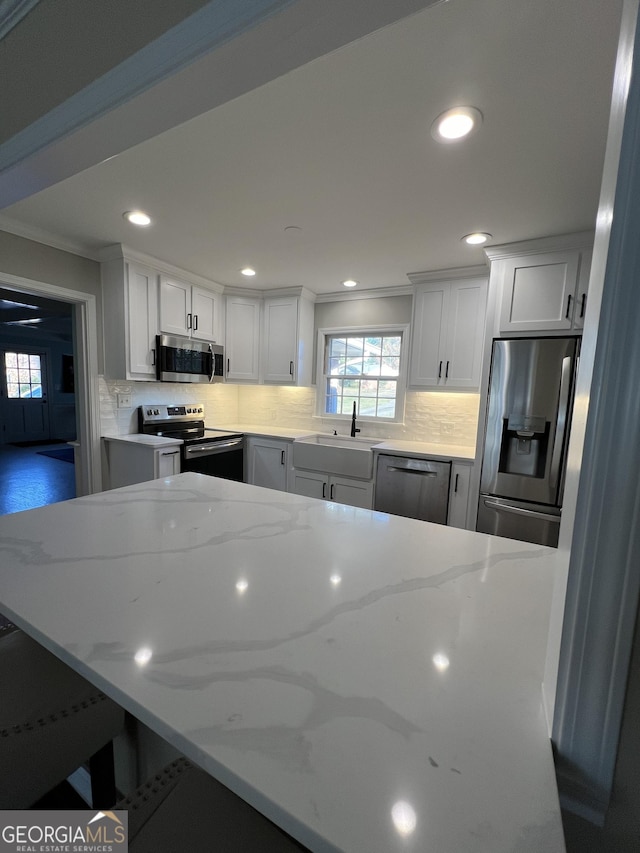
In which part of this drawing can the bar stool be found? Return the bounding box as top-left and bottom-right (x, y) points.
(0, 622), (124, 808)
(119, 758), (308, 852)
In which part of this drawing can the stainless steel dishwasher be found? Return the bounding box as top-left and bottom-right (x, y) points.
(374, 454), (451, 524)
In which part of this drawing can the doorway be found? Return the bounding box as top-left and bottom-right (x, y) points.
(0, 272), (101, 499)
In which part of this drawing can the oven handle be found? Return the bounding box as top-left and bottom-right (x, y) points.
(184, 438), (243, 456)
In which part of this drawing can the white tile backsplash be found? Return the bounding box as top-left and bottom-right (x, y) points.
(100, 379), (479, 447)
(99, 377), (239, 436)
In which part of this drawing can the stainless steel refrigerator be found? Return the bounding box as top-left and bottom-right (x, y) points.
(477, 336), (579, 547)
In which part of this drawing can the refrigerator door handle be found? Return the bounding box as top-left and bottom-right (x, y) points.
(550, 356), (573, 490)
(482, 498), (560, 524)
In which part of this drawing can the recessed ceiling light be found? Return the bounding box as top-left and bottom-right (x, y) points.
(241, 267), (256, 277)
(342, 279), (358, 288)
(462, 232), (492, 245)
(123, 210), (151, 227)
(431, 107), (483, 143)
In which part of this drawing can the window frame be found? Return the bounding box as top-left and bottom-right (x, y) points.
(315, 324), (409, 425)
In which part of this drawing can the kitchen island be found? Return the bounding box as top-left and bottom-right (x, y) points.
(0, 473), (564, 852)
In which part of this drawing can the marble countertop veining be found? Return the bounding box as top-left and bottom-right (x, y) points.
(0, 473), (564, 852)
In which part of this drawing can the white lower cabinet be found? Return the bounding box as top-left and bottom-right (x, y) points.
(246, 437), (290, 491)
(104, 439), (181, 489)
(447, 462), (472, 529)
(292, 470), (373, 509)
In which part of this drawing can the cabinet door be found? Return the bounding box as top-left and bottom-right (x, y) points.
(225, 296), (261, 382)
(499, 252), (580, 333)
(330, 476), (374, 509)
(292, 470), (327, 500)
(447, 463), (472, 529)
(571, 249), (592, 330)
(156, 446), (181, 478)
(127, 264), (158, 379)
(191, 286), (221, 343)
(263, 297), (298, 383)
(409, 284), (447, 387)
(159, 276), (191, 337)
(444, 278), (487, 389)
(248, 438), (289, 491)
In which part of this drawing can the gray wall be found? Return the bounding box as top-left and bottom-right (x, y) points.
(0, 230), (103, 373)
(313, 294), (412, 376)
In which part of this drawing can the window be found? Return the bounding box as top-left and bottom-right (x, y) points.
(3, 351), (43, 398)
(320, 331), (405, 421)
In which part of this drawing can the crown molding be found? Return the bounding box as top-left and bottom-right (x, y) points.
(314, 284), (413, 303)
(483, 231), (595, 262)
(0, 214), (100, 260)
(406, 264), (488, 285)
(98, 244), (224, 292)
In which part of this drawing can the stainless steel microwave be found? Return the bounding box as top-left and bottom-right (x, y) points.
(156, 334), (224, 383)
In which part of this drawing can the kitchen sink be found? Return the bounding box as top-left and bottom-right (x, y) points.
(293, 433), (383, 478)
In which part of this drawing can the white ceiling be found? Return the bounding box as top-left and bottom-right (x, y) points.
(0, 0), (622, 297)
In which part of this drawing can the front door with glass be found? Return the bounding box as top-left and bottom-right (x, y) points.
(0, 349), (50, 443)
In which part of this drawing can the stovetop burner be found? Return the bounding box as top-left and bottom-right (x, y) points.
(138, 404), (242, 445)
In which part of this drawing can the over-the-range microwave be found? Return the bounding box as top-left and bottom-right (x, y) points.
(156, 334), (224, 383)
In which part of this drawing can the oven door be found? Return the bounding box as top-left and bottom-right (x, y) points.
(182, 437), (244, 481)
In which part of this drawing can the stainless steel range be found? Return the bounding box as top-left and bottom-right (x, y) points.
(138, 404), (244, 481)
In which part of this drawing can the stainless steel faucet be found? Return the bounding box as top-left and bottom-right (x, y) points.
(350, 402), (360, 437)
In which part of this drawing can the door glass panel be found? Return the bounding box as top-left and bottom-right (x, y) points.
(3, 352), (44, 398)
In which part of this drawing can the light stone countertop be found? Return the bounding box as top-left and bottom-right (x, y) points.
(0, 473), (564, 852)
(102, 434), (183, 447)
(209, 423), (476, 461)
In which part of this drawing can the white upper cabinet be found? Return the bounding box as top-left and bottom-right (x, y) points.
(489, 238), (592, 334)
(225, 295), (261, 382)
(263, 294), (314, 385)
(408, 271), (488, 390)
(225, 289), (315, 385)
(101, 252), (159, 382)
(159, 275), (221, 343)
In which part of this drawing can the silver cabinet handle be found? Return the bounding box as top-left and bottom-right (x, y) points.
(482, 498), (560, 524)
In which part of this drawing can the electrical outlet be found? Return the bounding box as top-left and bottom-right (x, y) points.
(117, 393), (132, 409)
